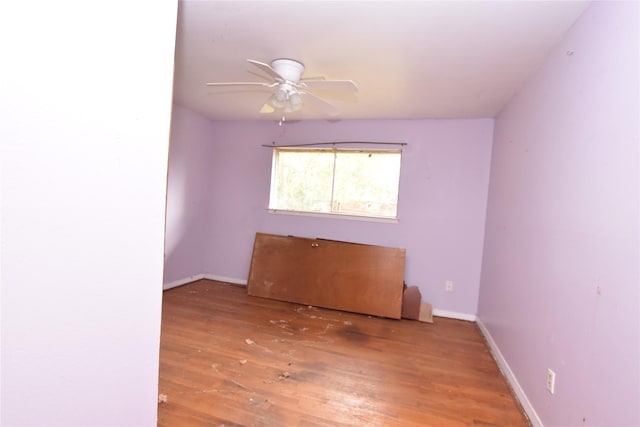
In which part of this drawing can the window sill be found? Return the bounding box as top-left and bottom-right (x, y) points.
(267, 209), (399, 224)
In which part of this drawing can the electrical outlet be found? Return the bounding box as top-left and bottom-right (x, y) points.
(547, 369), (556, 394)
(445, 280), (454, 292)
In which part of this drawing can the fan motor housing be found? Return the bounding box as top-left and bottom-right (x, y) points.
(271, 58), (304, 83)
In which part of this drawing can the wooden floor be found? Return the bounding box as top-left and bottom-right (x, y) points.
(158, 280), (529, 427)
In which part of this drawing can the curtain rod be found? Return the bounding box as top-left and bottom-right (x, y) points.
(262, 141), (407, 148)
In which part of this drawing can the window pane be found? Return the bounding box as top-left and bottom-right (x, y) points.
(272, 150), (334, 213)
(333, 151), (401, 217)
(270, 148), (402, 219)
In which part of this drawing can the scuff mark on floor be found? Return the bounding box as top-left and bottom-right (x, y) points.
(229, 379), (250, 390)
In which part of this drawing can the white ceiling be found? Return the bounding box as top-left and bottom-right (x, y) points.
(172, 1), (590, 121)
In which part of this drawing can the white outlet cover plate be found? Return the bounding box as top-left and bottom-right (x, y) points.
(547, 369), (556, 394)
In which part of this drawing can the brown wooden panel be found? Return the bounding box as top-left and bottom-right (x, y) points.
(247, 232), (405, 319)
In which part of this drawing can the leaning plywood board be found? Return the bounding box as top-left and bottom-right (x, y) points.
(247, 232), (406, 319)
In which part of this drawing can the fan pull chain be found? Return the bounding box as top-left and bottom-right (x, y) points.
(278, 115), (286, 127)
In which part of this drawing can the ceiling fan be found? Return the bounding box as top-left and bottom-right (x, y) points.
(205, 58), (358, 115)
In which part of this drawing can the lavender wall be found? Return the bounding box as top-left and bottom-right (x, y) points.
(478, 2), (639, 426)
(164, 105), (216, 285)
(197, 119), (493, 316)
(1, 1), (177, 425)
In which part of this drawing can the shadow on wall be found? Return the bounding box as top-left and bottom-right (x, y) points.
(163, 105), (213, 284)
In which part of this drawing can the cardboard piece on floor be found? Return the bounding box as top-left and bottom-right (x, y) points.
(401, 285), (422, 320)
(419, 302), (433, 323)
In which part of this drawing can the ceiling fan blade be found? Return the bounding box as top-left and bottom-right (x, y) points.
(300, 76), (326, 81)
(300, 91), (338, 116)
(247, 59), (284, 82)
(299, 79), (358, 92)
(205, 81), (276, 88)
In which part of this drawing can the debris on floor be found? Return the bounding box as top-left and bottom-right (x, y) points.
(245, 338), (255, 345)
(158, 393), (168, 404)
(402, 283), (434, 323)
(278, 371), (290, 380)
(239, 359), (247, 365)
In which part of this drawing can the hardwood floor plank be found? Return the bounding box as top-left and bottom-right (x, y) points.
(158, 280), (529, 426)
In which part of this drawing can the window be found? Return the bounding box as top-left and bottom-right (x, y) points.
(269, 147), (402, 219)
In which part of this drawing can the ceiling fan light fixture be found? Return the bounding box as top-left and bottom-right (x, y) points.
(268, 89), (287, 109)
(288, 92), (303, 111)
(206, 58), (353, 116)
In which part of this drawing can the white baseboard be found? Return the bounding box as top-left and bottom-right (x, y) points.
(165, 277), (476, 322)
(163, 274), (247, 290)
(163, 274), (207, 290)
(202, 274), (247, 286)
(432, 309), (476, 322)
(476, 318), (542, 427)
